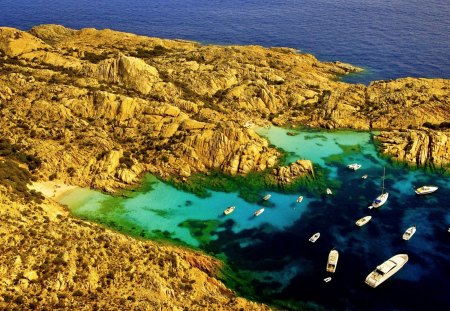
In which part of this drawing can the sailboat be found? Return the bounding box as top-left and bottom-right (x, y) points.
(369, 167), (389, 209)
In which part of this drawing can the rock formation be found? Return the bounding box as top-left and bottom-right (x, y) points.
(0, 185), (270, 310)
(1, 24), (449, 186)
(376, 129), (450, 167)
(272, 160), (315, 185)
(0, 24), (450, 309)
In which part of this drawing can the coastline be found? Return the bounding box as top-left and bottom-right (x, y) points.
(29, 181), (80, 201)
(0, 23), (449, 311)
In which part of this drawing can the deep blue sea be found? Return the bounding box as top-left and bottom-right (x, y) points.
(1, 0), (449, 84)
(3, 1), (450, 310)
(59, 128), (450, 311)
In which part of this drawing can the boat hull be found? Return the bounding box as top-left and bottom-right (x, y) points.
(356, 216), (372, 227)
(348, 163), (361, 170)
(254, 208), (265, 216)
(223, 206), (235, 215)
(309, 232), (320, 243)
(326, 250), (339, 273)
(402, 227), (416, 240)
(415, 186), (438, 195)
(365, 254), (408, 288)
(372, 192), (389, 208)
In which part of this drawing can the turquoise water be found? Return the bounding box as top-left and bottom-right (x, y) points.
(59, 127), (450, 310)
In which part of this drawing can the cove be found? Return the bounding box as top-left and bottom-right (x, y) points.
(58, 127), (450, 311)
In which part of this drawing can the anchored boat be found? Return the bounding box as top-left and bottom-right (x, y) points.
(415, 185), (438, 195)
(254, 208), (265, 217)
(262, 194), (271, 201)
(356, 216), (372, 227)
(309, 232), (320, 243)
(347, 163), (362, 171)
(402, 226), (416, 240)
(370, 167), (388, 209)
(365, 254), (408, 288)
(223, 206), (235, 215)
(326, 249), (339, 273)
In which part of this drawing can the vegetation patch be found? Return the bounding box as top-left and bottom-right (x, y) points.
(0, 159), (43, 203)
(165, 167), (329, 204)
(0, 138), (42, 171)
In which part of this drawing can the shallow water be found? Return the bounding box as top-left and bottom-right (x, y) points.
(58, 127), (450, 310)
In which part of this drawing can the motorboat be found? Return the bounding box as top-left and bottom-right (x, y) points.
(356, 216), (372, 227)
(402, 226), (416, 240)
(254, 208), (265, 216)
(364, 254), (408, 288)
(415, 185), (438, 195)
(309, 232), (320, 243)
(297, 196), (303, 203)
(324, 277), (332, 283)
(223, 206), (235, 215)
(262, 194), (271, 201)
(326, 249), (339, 273)
(347, 163), (362, 171)
(362, 174), (368, 179)
(326, 188), (333, 195)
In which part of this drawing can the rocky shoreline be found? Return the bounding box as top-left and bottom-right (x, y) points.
(0, 24), (449, 309)
(1, 25), (449, 195)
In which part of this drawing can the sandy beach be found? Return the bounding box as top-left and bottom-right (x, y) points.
(29, 181), (80, 201)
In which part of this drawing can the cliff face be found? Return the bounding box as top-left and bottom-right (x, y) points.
(1, 24), (450, 309)
(1, 25), (449, 189)
(376, 129), (450, 167)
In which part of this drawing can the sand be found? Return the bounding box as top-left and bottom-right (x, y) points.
(29, 181), (79, 201)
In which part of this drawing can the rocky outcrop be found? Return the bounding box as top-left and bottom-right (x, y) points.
(272, 160), (315, 184)
(0, 24), (449, 192)
(1, 23), (449, 311)
(83, 55), (161, 94)
(179, 126), (279, 175)
(375, 129), (450, 169)
(0, 187), (270, 310)
(0, 27), (50, 57)
(366, 78), (450, 129)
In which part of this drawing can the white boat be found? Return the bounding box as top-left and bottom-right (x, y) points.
(370, 168), (388, 209)
(254, 208), (265, 216)
(297, 196), (303, 203)
(262, 194), (271, 201)
(326, 188), (333, 195)
(448, 228), (450, 233)
(326, 249), (339, 273)
(402, 226), (416, 240)
(323, 277), (332, 283)
(347, 163), (362, 170)
(223, 206), (235, 215)
(309, 232), (320, 243)
(356, 216), (372, 227)
(415, 185), (438, 195)
(362, 174), (368, 179)
(364, 254), (408, 288)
